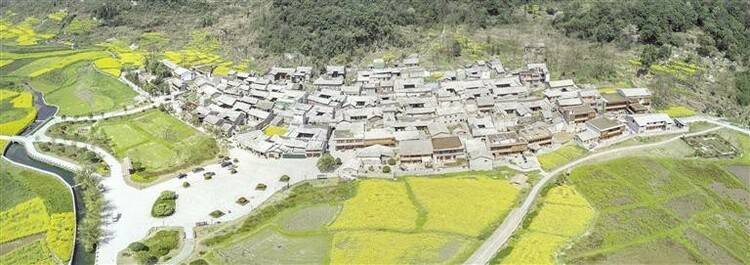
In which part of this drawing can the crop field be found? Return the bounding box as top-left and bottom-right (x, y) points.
(29, 61), (137, 116)
(9, 51), (109, 77)
(329, 180), (419, 231)
(537, 144), (588, 171)
(89, 109), (218, 182)
(659, 105), (696, 118)
(330, 231), (472, 264)
(0, 160), (75, 263)
(199, 171), (520, 265)
(561, 157), (749, 264)
(406, 177), (519, 237)
(0, 241), (55, 265)
(495, 185), (594, 264)
(0, 198), (50, 244)
(0, 17), (54, 46)
(94, 57), (122, 77)
(0, 89), (37, 136)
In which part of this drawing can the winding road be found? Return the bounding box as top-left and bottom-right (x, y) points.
(464, 118), (749, 264)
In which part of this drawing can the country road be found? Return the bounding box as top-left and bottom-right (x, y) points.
(464, 118), (748, 264)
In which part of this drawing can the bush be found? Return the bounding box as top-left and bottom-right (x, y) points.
(279, 175), (290, 182)
(209, 210), (225, 218)
(128, 242), (149, 252)
(382, 166), (391, 174)
(151, 191), (177, 217)
(317, 153), (338, 172)
(182, 182), (190, 188)
(190, 259), (209, 265)
(387, 158), (396, 165)
(255, 183), (267, 190)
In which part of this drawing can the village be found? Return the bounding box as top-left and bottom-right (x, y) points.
(152, 52), (682, 177)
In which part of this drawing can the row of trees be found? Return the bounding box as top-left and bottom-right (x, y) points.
(74, 167), (105, 253)
(554, 0), (749, 64)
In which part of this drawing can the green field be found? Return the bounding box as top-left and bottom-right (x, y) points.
(0, 89), (37, 140)
(0, 160), (75, 264)
(561, 157), (749, 264)
(537, 144), (588, 171)
(194, 170), (522, 265)
(29, 61), (137, 116)
(55, 109), (218, 182)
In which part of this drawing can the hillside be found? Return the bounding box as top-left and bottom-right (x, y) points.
(1, 0), (748, 125)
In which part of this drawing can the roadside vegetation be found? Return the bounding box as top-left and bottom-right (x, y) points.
(74, 167), (105, 254)
(537, 144), (588, 171)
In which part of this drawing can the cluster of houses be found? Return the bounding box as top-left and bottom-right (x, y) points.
(164, 54), (679, 173)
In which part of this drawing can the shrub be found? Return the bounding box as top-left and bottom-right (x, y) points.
(387, 158), (396, 166)
(128, 242), (149, 252)
(317, 153), (338, 172)
(279, 175), (290, 182)
(151, 191), (177, 217)
(255, 183), (267, 190)
(190, 259), (209, 265)
(382, 166), (391, 174)
(209, 210), (225, 218)
(182, 182), (190, 188)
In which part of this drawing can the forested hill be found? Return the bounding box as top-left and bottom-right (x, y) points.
(553, 0), (749, 65)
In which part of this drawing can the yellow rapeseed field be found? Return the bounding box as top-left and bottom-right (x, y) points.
(10, 91), (33, 107)
(0, 197), (51, 244)
(407, 177), (519, 237)
(94, 57), (122, 77)
(330, 231), (466, 264)
(0, 90), (38, 136)
(330, 180), (418, 231)
(45, 212), (75, 262)
(496, 185), (594, 264)
(498, 232), (567, 265)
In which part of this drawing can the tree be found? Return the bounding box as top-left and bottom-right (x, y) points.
(317, 153), (338, 172)
(279, 175), (290, 182)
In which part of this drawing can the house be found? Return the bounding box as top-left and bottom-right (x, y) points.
(356, 145), (395, 166)
(399, 139), (433, 163)
(600, 93), (629, 113)
(431, 136), (465, 161)
(561, 105), (596, 124)
(466, 138), (493, 170)
(520, 126), (553, 148)
(486, 132), (528, 157)
(332, 123), (365, 150)
(625, 113), (675, 133)
(364, 129), (396, 147)
(326, 65), (346, 78)
(575, 128), (600, 146)
(548, 79), (577, 91)
(618, 88), (652, 107)
(313, 77), (344, 89)
(586, 117), (625, 140)
(519, 63), (549, 84)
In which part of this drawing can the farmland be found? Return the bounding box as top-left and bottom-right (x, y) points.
(0, 160), (75, 264)
(29, 61), (137, 116)
(494, 185), (594, 264)
(50, 109), (219, 183)
(0, 89), (37, 137)
(537, 144), (588, 171)
(560, 157), (749, 264)
(193, 170), (521, 265)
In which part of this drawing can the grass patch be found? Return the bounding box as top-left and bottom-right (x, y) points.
(0, 240), (55, 265)
(330, 231), (471, 264)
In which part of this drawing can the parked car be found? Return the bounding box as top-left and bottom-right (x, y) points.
(220, 161), (233, 168)
(230, 169), (238, 174)
(177, 173), (187, 179)
(203, 172), (215, 177)
(192, 167), (205, 173)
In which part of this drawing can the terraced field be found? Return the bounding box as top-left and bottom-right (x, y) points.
(193, 171), (522, 265)
(29, 61), (137, 116)
(560, 157), (749, 264)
